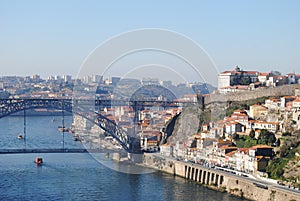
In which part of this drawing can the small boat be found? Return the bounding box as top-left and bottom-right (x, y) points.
(18, 134), (23, 140)
(58, 126), (69, 132)
(34, 157), (43, 166)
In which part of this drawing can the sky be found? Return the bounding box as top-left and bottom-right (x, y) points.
(0, 0), (300, 86)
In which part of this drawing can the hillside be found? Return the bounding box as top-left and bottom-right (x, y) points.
(283, 143), (300, 187)
(167, 105), (201, 144)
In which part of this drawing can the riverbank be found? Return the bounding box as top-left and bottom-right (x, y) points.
(142, 153), (300, 201)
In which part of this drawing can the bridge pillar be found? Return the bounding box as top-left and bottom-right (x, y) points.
(202, 171), (206, 184)
(187, 166), (191, 179)
(206, 172), (210, 184)
(190, 167), (194, 180)
(198, 169), (202, 182)
(219, 175), (224, 185)
(210, 173), (215, 185)
(215, 174), (219, 186)
(127, 153), (143, 163)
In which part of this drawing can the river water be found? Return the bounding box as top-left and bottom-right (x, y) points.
(0, 116), (245, 201)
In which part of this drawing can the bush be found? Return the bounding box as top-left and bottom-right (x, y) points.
(266, 158), (287, 179)
(235, 135), (258, 148)
(258, 129), (276, 145)
(282, 132), (292, 136)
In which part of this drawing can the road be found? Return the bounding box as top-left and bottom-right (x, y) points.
(150, 153), (300, 196)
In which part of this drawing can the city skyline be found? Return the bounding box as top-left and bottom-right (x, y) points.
(1, 1), (300, 86)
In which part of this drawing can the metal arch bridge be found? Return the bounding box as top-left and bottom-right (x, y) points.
(0, 98), (191, 154)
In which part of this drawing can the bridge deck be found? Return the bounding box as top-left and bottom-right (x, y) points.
(0, 148), (122, 154)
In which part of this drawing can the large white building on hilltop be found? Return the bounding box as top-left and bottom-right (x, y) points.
(218, 66), (300, 93)
(218, 66), (259, 89)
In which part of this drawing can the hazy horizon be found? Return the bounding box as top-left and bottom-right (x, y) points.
(1, 1), (300, 86)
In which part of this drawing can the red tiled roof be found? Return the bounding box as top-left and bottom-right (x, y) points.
(226, 150), (237, 157)
(254, 121), (279, 125)
(251, 145), (273, 150)
(238, 148), (250, 154)
(259, 72), (270, 76)
(293, 99), (300, 103)
(220, 145), (237, 150)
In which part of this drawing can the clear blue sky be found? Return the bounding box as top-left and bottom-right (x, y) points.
(1, 0), (300, 84)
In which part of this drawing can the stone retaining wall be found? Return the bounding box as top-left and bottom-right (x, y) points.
(204, 84), (299, 105)
(143, 153), (300, 201)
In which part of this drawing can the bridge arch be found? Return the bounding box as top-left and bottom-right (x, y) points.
(0, 99), (140, 153)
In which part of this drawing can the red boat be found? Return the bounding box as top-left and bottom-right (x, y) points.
(34, 157), (43, 166)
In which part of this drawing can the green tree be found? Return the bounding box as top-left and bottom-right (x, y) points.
(236, 140), (245, 148)
(268, 134), (276, 144)
(258, 129), (276, 145)
(266, 158), (286, 179)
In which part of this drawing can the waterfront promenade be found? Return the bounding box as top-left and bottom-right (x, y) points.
(143, 153), (300, 201)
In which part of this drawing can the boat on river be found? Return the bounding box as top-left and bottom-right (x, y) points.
(34, 157), (43, 166)
(58, 126), (69, 132)
(17, 134), (23, 140)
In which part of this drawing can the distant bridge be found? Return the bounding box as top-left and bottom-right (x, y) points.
(0, 98), (196, 154)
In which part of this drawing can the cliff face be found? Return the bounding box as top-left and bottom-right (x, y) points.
(167, 106), (201, 144)
(163, 113), (180, 142)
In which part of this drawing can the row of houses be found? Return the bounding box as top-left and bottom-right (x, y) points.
(207, 88), (300, 138)
(202, 109), (280, 139)
(159, 87), (300, 174)
(210, 142), (273, 173)
(160, 137), (274, 173)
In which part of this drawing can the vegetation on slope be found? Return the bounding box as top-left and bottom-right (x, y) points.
(266, 132), (300, 187)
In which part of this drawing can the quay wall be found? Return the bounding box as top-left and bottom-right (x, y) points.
(204, 84), (299, 105)
(143, 153), (300, 201)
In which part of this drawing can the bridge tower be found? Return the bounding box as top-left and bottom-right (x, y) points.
(23, 109), (26, 148)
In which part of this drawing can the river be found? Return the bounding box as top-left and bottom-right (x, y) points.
(0, 116), (246, 201)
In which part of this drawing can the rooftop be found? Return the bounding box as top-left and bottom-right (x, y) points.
(250, 145), (273, 150)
